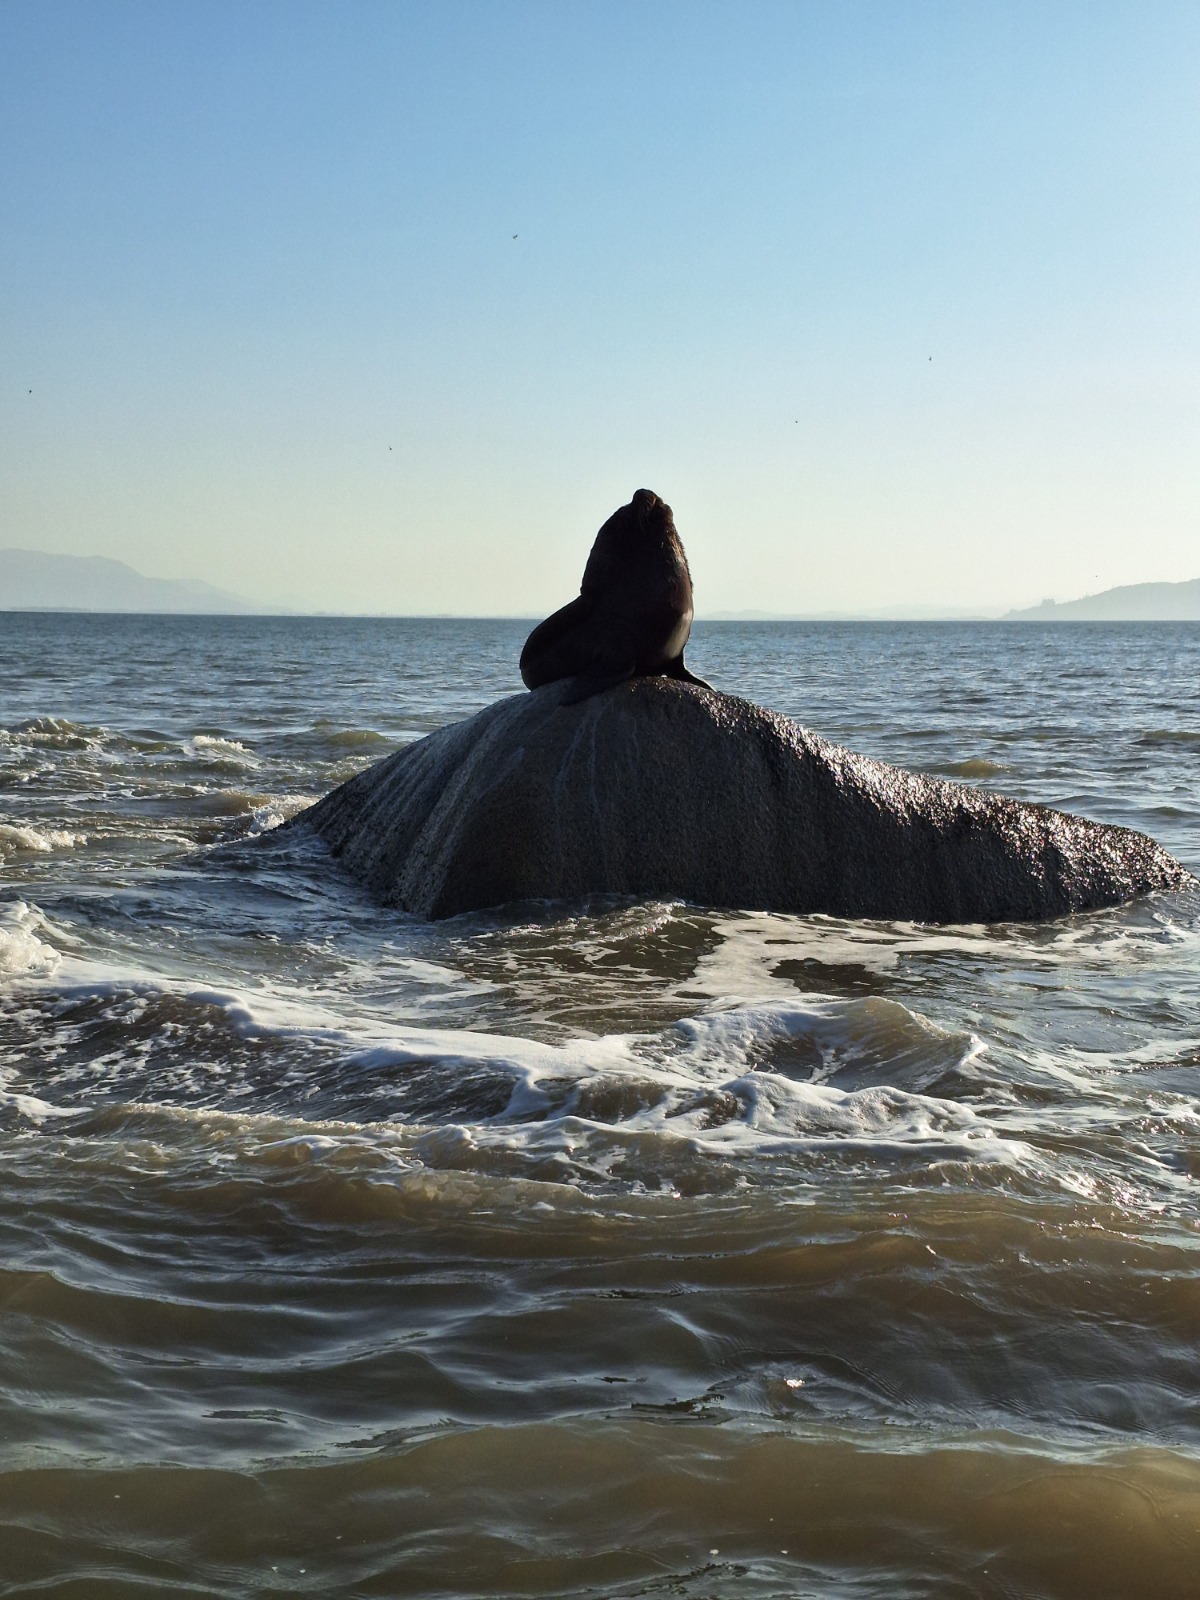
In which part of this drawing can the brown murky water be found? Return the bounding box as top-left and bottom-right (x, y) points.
(2, 615), (1198, 1596)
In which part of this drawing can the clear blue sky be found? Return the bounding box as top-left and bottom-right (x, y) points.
(2, 1), (1197, 614)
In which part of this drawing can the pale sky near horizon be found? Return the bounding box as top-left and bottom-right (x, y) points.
(2, 1), (1197, 615)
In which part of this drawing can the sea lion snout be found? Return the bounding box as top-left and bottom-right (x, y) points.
(631, 487), (666, 519)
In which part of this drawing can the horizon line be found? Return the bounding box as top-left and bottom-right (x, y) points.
(6, 607), (1200, 624)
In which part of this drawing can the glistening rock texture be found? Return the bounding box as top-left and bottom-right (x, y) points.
(293, 679), (1193, 923)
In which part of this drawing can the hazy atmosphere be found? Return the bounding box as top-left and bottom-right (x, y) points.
(2, 0), (1197, 614)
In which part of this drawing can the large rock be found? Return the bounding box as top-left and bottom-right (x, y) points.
(291, 680), (1193, 923)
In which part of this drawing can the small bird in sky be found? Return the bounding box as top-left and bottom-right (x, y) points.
(512, 233), (518, 239)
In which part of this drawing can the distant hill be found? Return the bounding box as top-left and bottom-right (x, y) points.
(0, 549), (284, 614)
(1006, 578), (1200, 621)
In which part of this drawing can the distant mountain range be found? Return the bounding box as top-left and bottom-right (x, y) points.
(1005, 577), (1200, 621)
(5, 546), (1197, 621)
(0, 549), (284, 614)
(706, 578), (1200, 624)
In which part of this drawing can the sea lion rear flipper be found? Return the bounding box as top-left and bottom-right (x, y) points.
(559, 666), (635, 706)
(664, 654), (712, 691)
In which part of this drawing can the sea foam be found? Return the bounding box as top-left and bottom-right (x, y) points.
(0, 900), (62, 978)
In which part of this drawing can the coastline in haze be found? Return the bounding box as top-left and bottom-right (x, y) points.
(6, 547), (1199, 621)
(0, 548), (286, 615)
(1004, 577), (1200, 621)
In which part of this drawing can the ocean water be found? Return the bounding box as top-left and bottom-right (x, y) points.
(1, 612), (1198, 1599)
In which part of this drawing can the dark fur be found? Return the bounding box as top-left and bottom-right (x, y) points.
(520, 489), (711, 704)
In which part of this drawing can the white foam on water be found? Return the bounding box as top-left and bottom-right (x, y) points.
(248, 794), (315, 833)
(2, 715), (104, 749)
(0, 821), (85, 856)
(8, 920), (1185, 1203)
(23, 919), (966, 1090)
(0, 1079), (81, 1123)
(0, 900), (63, 979)
(667, 995), (980, 1079)
(471, 995), (1013, 1166)
(9, 941), (990, 1136)
(184, 735), (260, 769)
(13, 947), (530, 1078)
(689, 901), (1200, 1019)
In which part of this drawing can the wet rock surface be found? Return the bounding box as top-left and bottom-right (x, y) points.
(292, 679), (1194, 922)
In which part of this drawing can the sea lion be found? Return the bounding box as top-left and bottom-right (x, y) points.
(519, 489), (712, 705)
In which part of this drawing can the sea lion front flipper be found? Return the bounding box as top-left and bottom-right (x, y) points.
(520, 598), (592, 690)
(559, 666), (635, 706)
(663, 654), (712, 691)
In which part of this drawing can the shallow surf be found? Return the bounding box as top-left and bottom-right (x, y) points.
(1, 614), (1198, 1597)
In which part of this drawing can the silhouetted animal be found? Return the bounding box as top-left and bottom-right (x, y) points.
(520, 489), (711, 705)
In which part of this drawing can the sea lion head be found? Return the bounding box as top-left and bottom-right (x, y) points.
(600, 488), (677, 551)
(629, 487), (673, 533)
